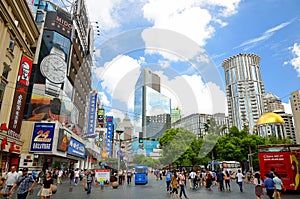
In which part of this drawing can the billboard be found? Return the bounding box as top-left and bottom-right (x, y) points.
(68, 137), (86, 158)
(86, 91), (97, 137)
(57, 128), (71, 151)
(8, 55), (33, 139)
(44, 10), (73, 39)
(97, 109), (105, 127)
(95, 169), (110, 184)
(30, 123), (55, 152)
(106, 116), (113, 157)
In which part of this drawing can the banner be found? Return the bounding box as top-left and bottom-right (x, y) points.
(8, 55), (33, 139)
(86, 91), (97, 137)
(68, 137), (86, 158)
(95, 169), (110, 184)
(106, 116), (113, 157)
(30, 123), (55, 152)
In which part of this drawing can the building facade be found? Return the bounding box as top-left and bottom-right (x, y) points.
(274, 110), (296, 143)
(265, 92), (285, 112)
(290, 90), (300, 144)
(222, 53), (267, 133)
(0, 0), (39, 172)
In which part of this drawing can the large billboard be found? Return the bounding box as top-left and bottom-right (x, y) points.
(57, 128), (71, 151)
(8, 55), (33, 139)
(44, 9), (73, 39)
(30, 123), (55, 152)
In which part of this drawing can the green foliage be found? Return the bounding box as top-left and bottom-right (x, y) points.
(132, 154), (160, 168)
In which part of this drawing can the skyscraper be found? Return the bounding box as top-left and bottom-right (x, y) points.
(134, 68), (171, 138)
(222, 53), (267, 133)
(265, 92), (285, 112)
(290, 90), (300, 143)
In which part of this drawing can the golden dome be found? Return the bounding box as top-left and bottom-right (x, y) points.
(257, 112), (285, 125)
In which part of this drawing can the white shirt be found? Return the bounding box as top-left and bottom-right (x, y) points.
(75, 170), (80, 177)
(189, 172), (196, 179)
(6, 171), (18, 186)
(236, 173), (244, 182)
(58, 170), (63, 177)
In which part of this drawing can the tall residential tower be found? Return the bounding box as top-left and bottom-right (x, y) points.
(222, 54), (267, 133)
(290, 90), (300, 143)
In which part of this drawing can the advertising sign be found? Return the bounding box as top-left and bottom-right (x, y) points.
(44, 10), (73, 39)
(68, 137), (86, 158)
(8, 55), (33, 139)
(95, 169), (110, 184)
(86, 91), (97, 137)
(106, 116), (113, 157)
(57, 128), (71, 151)
(97, 109), (105, 128)
(30, 123), (55, 152)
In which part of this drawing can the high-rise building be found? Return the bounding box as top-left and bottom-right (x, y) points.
(290, 90), (300, 143)
(134, 68), (171, 138)
(274, 110), (296, 143)
(265, 92), (285, 112)
(222, 53), (267, 133)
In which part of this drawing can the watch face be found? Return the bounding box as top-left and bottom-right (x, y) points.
(40, 54), (67, 84)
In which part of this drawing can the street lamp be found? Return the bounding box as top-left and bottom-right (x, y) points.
(116, 130), (124, 173)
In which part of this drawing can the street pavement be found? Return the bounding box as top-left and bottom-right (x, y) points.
(17, 174), (300, 199)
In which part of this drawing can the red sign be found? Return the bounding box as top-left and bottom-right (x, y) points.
(8, 55), (33, 139)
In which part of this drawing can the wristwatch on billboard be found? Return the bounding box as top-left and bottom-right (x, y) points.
(40, 46), (67, 97)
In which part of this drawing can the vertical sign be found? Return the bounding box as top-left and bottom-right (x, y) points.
(106, 116), (113, 157)
(86, 91), (97, 137)
(97, 109), (105, 127)
(8, 55), (33, 139)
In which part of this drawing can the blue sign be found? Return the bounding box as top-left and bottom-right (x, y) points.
(106, 116), (113, 157)
(30, 123), (55, 152)
(68, 137), (86, 158)
(86, 92), (97, 137)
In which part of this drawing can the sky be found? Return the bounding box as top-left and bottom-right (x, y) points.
(83, 0), (300, 121)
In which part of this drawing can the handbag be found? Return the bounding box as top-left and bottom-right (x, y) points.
(52, 185), (57, 194)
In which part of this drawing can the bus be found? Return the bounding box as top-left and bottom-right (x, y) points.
(134, 165), (148, 185)
(258, 144), (300, 191)
(207, 161), (242, 177)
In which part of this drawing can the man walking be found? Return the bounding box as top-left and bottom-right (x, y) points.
(9, 168), (35, 199)
(5, 166), (18, 199)
(57, 169), (63, 184)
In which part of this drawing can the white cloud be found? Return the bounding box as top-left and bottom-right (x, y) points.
(289, 43), (300, 76)
(236, 20), (292, 50)
(98, 91), (111, 107)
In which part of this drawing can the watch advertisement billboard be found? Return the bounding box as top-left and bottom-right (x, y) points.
(44, 9), (73, 39)
(30, 123), (55, 152)
(68, 137), (86, 158)
(8, 55), (33, 139)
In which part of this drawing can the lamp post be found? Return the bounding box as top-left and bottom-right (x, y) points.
(116, 130), (124, 173)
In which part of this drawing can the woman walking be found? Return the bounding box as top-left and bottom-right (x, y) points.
(253, 173), (263, 199)
(41, 172), (53, 199)
(179, 171), (189, 199)
(224, 170), (231, 191)
(236, 169), (244, 192)
(170, 172), (180, 199)
(273, 173), (283, 199)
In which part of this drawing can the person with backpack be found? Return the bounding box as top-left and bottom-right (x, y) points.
(9, 168), (35, 199)
(85, 170), (93, 194)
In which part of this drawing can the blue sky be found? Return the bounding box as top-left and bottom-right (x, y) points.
(85, 0), (300, 119)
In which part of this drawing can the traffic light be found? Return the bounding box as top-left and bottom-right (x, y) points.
(139, 132), (143, 143)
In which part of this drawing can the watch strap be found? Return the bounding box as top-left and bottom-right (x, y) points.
(50, 46), (65, 60)
(45, 79), (61, 97)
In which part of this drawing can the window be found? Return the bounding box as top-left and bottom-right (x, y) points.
(2, 65), (11, 79)
(8, 40), (15, 52)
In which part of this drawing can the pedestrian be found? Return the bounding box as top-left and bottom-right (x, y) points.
(170, 172), (180, 199)
(205, 170), (212, 191)
(216, 170), (225, 191)
(273, 173), (284, 199)
(264, 173), (275, 199)
(236, 169), (244, 192)
(5, 166), (18, 199)
(57, 169), (63, 184)
(0, 175), (9, 197)
(127, 169), (133, 185)
(69, 168), (74, 185)
(269, 168), (275, 179)
(224, 170), (231, 191)
(179, 170), (189, 199)
(253, 172), (263, 199)
(40, 171), (53, 199)
(9, 168), (35, 199)
(74, 168), (79, 185)
(85, 170), (93, 194)
(118, 169), (123, 185)
(188, 170), (196, 189)
(165, 169), (172, 192)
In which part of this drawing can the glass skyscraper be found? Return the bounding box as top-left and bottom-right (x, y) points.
(222, 53), (267, 133)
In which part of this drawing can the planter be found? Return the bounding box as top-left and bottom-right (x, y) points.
(112, 181), (119, 189)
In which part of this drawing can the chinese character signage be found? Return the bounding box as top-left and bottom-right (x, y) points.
(68, 137), (86, 158)
(106, 116), (113, 157)
(86, 91), (97, 137)
(30, 123), (55, 152)
(8, 55), (33, 139)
